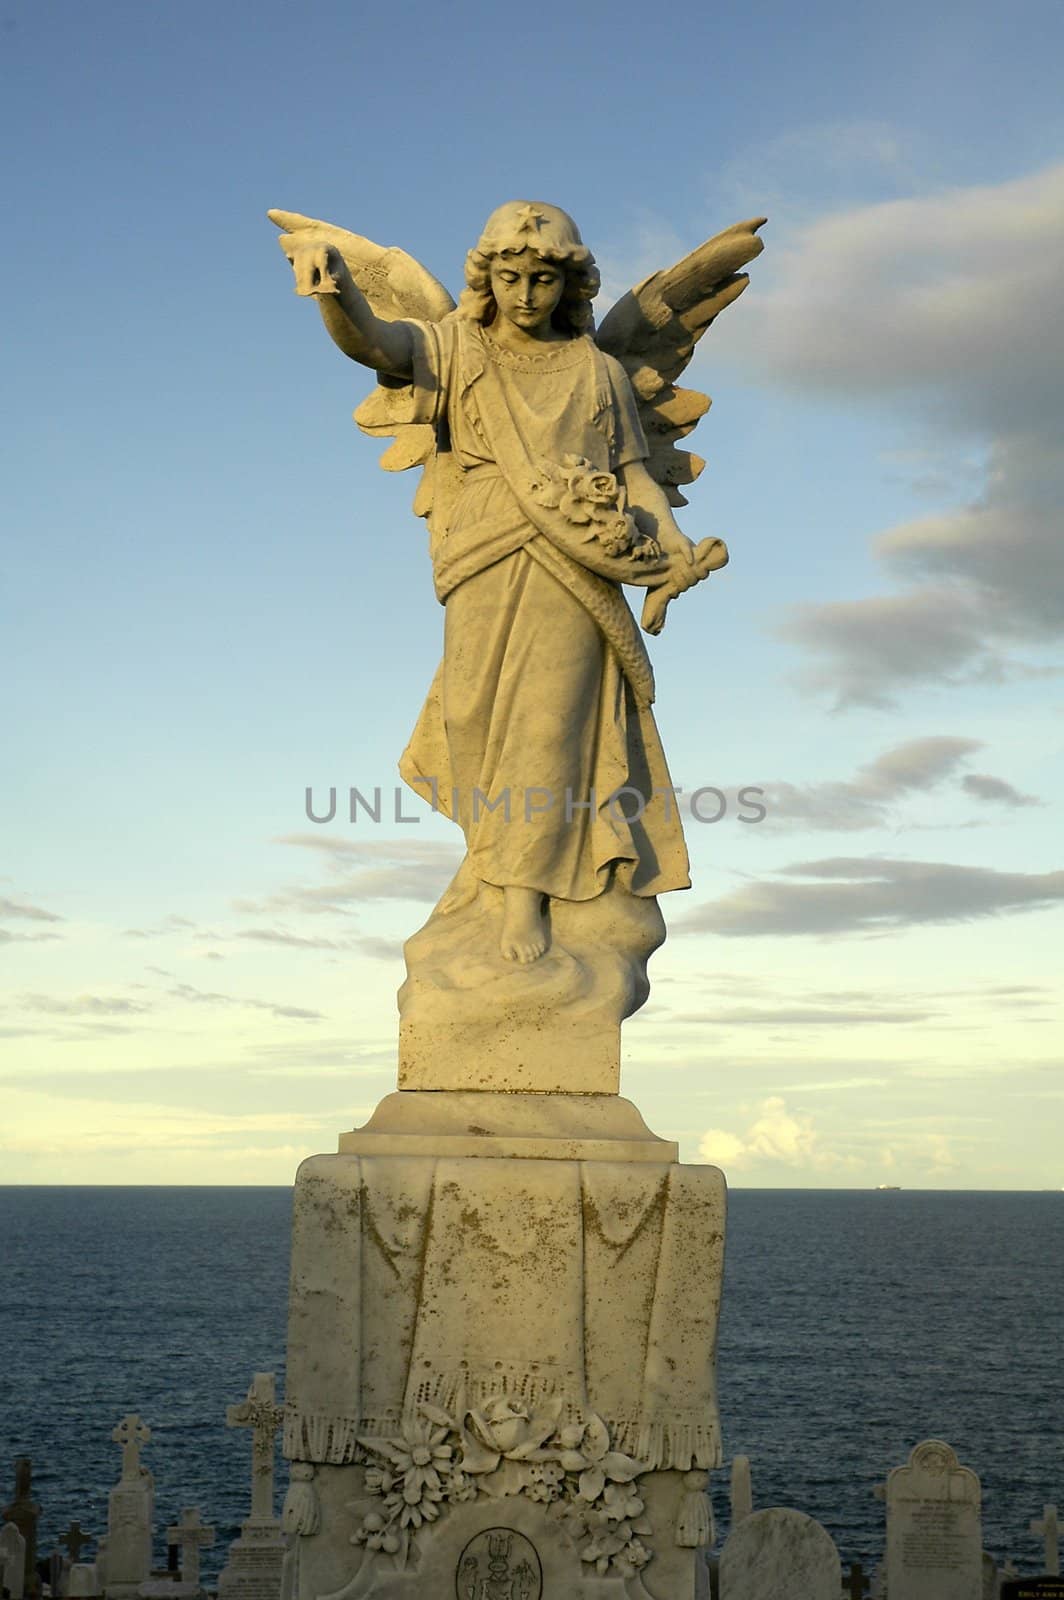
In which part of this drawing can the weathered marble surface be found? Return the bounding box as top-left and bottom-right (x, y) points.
(281, 1147), (724, 1597)
(718, 1507), (840, 1599)
(1030, 1505), (1060, 1576)
(2, 1459), (38, 1600)
(218, 1375), (286, 1600)
(285, 1151), (724, 1468)
(397, 873), (665, 1092)
(164, 1509), (214, 1599)
(0, 1521), (27, 1600)
(270, 194), (757, 1600)
(338, 1091), (679, 1162)
(272, 200), (761, 1027)
(281, 1460), (711, 1600)
(730, 1454), (753, 1526)
(105, 1420), (153, 1600)
(884, 1440), (982, 1600)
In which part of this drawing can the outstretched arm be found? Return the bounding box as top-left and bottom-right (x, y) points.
(621, 460), (695, 564)
(620, 460), (727, 635)
(280, 240), (414, 380)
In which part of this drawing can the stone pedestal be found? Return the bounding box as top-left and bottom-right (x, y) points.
(281, 1097), (725, 1599)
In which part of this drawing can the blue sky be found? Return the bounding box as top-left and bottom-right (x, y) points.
(3, 0), (1062, 1184)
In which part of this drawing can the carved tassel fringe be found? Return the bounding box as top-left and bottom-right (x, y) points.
(675, 1471), (714, 1548)
(282, 1463), (320, 1535)
(286, 1404), (721, 1474)
(628, 1418), (722, 1472)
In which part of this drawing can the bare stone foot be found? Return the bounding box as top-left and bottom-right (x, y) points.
(501, 886), (550, 964)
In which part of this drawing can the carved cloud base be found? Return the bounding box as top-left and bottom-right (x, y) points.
(397, 878), (666, 1093)
(282, 1120), (725, 1598)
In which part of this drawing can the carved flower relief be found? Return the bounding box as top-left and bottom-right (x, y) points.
(354, 1415), (455, 1534)
(565, 1504), (652, 1578)
(352, 1402), (654, 1580)
(525, 1462), (565, 1503)
(555, 1414), (645, 1503)
(457, 1396), (564, 1476)
(529, 454), (660, 562)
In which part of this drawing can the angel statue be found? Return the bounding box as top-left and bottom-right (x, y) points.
(271, 200), (763, 1090)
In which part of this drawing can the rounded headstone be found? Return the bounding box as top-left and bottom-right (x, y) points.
(719, 1507), (841, 1600)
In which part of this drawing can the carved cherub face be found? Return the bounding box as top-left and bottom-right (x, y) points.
(489, 249), (566, 337)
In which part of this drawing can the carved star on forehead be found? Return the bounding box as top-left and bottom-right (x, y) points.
(513, 204), (547, 234)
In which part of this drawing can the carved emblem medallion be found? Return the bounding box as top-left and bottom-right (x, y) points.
(456, 1528), (542, 1600)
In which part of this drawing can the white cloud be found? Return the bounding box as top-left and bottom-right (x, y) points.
(698, 1096), (843, 1170)
(698, 1128), (748, 1165)
(717, 162), (1064, 703)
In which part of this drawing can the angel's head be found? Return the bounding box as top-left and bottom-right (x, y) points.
(459, 201), (600, 336)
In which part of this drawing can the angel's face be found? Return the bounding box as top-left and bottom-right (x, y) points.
(490, 250), (566, 338)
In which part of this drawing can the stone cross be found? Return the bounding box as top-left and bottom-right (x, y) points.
(844, 1560), (870, 1598)
(110, 1418), (151, 1483)
(165, 1511), (214, 1589)
(1030, 1505), (1060, 1575)
(730, 1454), (753, 1526)
(2, 1458), (40, 1598)
(226, 1374), (284, 1526)
(59, 1527), (93, 1566)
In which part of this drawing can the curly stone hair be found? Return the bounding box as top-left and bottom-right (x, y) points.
(457, 201), (601, 336)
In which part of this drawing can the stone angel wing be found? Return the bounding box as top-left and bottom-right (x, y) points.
(268, 209), (455, 513)
(595, 217), (767, 506)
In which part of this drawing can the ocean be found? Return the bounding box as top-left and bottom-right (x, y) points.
(1, 1186), (1060, 1581)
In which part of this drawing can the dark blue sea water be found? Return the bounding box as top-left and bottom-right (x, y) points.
(1, 1187), (1060, 1582)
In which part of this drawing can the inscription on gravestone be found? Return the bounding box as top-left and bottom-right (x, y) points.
(903, 1501), (974, 1569)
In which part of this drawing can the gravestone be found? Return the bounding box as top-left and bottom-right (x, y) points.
(65, 1570), (98, 1600)
(60, 1531), (92, 1571)
(730, 1457), (752, 1527)
(1, 1522), (27, 1600)
(217, 1374), (286, 1600)
(59, 1523), (93, 1574)
(105, 1417), (154, 1598)
(1030, 1508), (1060, 1577)
(92, 1540), (107, 1595)
(271, 197), (758, 1600)
(2, 1461), (39, 1599)
(165, 1511), (213, 1596)
(718, 1506), (841, 1599)
(883, 1440), (981, 1600)
(43, 1548), (64, 1599)
(983, 1551), (1000, 1598)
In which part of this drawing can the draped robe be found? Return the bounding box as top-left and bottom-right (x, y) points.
(396, 316), (690, 904)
